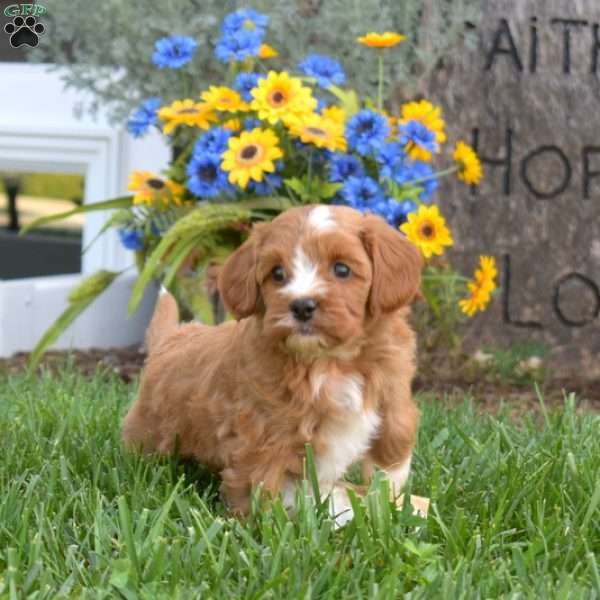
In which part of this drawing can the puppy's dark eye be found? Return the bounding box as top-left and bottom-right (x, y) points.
(272, 265), (287, 283)
(333, 262), (351, 278)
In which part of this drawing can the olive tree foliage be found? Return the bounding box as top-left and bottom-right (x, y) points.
(29, 0), (481, 124)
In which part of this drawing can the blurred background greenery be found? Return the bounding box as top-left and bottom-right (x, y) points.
(0, 173), (84, 204)
(28, 0), (482, 123)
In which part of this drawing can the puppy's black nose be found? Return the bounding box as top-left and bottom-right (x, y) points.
(290, 298), (317, 322)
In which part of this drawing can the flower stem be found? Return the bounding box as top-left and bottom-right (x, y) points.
(307, 148), (313, 185)
(182, 71), (192, 100)
(227, 60), (239, 85)
(377, 51), (384, 111)
(422, 272), (469, 283)
(408, 165), (459, 187)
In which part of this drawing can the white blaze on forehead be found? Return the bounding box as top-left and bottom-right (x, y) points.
(307, 205), (335, 231)
(280, 244), (326, 298)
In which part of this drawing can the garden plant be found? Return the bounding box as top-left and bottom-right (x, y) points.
(24, 6), (494, 367)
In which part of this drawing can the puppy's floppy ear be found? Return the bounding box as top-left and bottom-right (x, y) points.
(361, 214), (423, 316)
(218, 226), (263, 320)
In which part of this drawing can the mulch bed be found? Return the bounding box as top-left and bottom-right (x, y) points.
(1, 346), (599, 414)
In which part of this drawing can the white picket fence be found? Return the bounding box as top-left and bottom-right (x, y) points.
(0, 63), (170, 357)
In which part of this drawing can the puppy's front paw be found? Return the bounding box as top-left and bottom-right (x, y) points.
(328, 485), (354, 529)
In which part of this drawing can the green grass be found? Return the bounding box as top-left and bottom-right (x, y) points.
(0, 370), (599, 599)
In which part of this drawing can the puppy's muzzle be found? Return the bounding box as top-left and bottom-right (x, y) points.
(289, 297), (318, 322)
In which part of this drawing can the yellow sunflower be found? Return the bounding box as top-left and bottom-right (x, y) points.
(221, 128), (284, 189)
(400, 205), (454, 258)
(128, 171), (185, 207)
(287, 113), (347, 152)
(459, 256), (497, 316)
(454, 141), (483, 185)
(251, 71), (317, 125)
(223, 117), (242, 131)
(259, 43), (278, 59)
(200, 86), (248, 112)
(399, 100), (446, 161)
(321, 105), (346, 125)
(357, 32), (406, 48)
(157, 99), (216, 135)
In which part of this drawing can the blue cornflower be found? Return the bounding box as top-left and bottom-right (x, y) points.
(222, 8), (268, 36)
(377, 142), (408, 179)
(352, 197), (415, 226)
(316, 97), (328, 113)
(328, 153), (365, 183)
(393, 159), (438, 202)
(193, 127), (232, 156)
(234, 72), (265, 101)
(152, 36), (198, 69)
(346, 110), (390, 155)
(398, 199), (418, 221)
(398, 120), (438, 155)
(249, 173), (283, 195)
(382, 199), (417, 226)
(371, 199), (394, 220)
(298, 54), (345, 88)
(243, 117), (262, 130)
(249, 161), (283, 195)
(127, 97), (161, 138)
(408, 160), (438, 201)
(215, 30), (262, 63)
(341, 176), (384, 207)
(118, 229), (144, 251)
(186, 153), (231, 198)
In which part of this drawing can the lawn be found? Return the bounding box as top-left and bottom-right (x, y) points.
(0, 369), (599, 599)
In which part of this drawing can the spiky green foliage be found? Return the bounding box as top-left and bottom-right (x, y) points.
(27, 271), (121, 370)
(0, 370), (598, 597)
(29, 0), (481, 123)
(128, 203), (256, 313)
(19, 196), (133, 235)
(417, 265), (470, 355)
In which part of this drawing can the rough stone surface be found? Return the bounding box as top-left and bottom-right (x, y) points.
(428, 0), (600, 375)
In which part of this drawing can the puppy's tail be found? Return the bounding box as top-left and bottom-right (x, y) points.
(146, 287), (179, 354)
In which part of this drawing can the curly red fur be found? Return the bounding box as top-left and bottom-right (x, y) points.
(122, 205), (422, 514)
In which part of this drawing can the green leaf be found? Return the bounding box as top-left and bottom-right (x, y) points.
(316, 180), (343, 200)
(128, 204), (252, 314)
(108, 559), (133, 589)
(235, 196), (295, 211)
(284, 176), (341, 203)
(82, 209), (133, 254)
(328, 85), (360, 116)
(161, 236), (202, 289)
(284, 177), (307, 199)
(363, 96), (377, 110)
(387, 180), (423, 203)
(28, 270), (120, 370)
(20, 196), (133, 235)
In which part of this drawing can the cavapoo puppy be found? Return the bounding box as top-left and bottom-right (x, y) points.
(123, 204), (422, 523)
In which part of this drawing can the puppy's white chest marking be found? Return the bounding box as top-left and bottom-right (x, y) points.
(313, 374), (380, 485)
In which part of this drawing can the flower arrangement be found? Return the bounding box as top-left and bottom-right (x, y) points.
(25, 7), (495, 365)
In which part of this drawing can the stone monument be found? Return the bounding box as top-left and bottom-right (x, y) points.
(430, 0), (600, 374)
